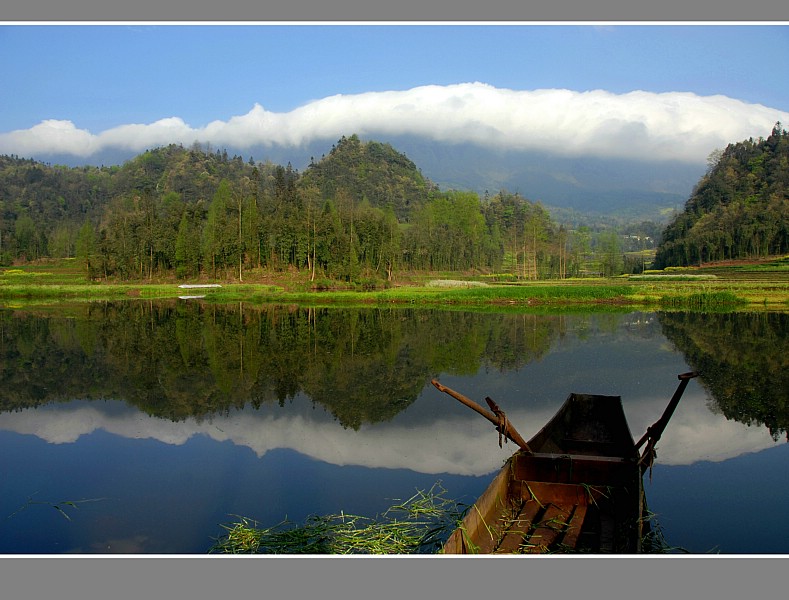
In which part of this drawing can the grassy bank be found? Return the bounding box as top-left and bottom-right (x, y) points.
(2, 257), (788, 311)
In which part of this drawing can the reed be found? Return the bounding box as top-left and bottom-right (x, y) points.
(658, 290), (747, 310)
(639, 510), (689, 554)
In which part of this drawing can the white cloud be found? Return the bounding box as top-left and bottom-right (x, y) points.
(1, 83), (787, 163)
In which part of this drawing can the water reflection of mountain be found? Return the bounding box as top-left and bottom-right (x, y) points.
(3, 304), (784, 473)
(1, 303), (568, 427)
(5, 304), (786, 442)
(657, 311), (789, 440)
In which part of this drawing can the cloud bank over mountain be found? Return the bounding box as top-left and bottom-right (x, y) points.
(3, 83), (787, 165)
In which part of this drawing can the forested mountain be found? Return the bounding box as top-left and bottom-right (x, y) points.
(36, 135), (704, 223)
(4, 135), (625, 282)
(654, 123), (789, 268)
(300, 135), (435, 221)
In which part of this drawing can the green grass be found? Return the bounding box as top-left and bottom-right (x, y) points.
(658, 290), (748, 310)
(629, 274), (718, 281)
(712, 255), (789, 272)
(0, 281), (182, 301)
(436, 284), (636, 303)
(3, 260), (788, 312)
(215, 283), (637, 310)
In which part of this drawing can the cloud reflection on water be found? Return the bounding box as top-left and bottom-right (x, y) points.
(0, 383), (778, 478)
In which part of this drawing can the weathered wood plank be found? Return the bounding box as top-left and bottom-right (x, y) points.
(493, 500), (542, 554)
(437, 386), (680, 555)
(494, 527), (527, 554)
(513, 480), (597, 507)
(523, 504), (569, 553)
(511, 452), (637, 488)
(558, 504), (588, 550)
(442, 464), (511, 554)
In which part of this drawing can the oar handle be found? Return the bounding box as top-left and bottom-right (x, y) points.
(636, 371), (699, 462)
(431, 379), (532, 452)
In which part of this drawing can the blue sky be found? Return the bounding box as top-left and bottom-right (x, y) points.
(1, 24), (788, 164)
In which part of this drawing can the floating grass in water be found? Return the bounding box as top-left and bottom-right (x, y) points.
(6, 493), (107, 522)
(639, 510), (689, 554)
(209, 483), (466, 555)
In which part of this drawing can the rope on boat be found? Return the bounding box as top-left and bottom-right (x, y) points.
(431, 379), (532, 453)
(486, 397), (509, 448)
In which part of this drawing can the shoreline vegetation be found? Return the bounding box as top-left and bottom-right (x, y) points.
(2, 255), (788, 312)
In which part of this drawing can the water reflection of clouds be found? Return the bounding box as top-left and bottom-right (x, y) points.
(625, 388), (780, 466)
(0, 387), (780, 477)
(66, 534), (151, 554)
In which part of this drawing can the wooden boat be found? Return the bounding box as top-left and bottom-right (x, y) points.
(432, 372), (698, 554)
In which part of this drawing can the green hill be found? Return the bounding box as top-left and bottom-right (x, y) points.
(299, 134), (436, 221)
(654, 123), (789, 268)
(1, 145), (266, 261)
(4, 138), (543, 281)
(0, 136), (684, 282)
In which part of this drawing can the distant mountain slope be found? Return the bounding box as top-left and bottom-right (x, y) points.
(382, 136), (703, 217)
(654, 123), (789, 267)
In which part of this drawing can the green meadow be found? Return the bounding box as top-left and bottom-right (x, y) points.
(1, 256), (787, 311)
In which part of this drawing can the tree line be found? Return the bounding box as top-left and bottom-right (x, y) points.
(2, 135), (659, 282)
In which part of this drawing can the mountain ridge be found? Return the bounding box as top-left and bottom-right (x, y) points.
(19, 134), (706, 221)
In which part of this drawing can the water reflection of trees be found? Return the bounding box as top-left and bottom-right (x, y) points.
(12, 305), (781, 434)
(658, 311), (789, 440)
(0, 303), (567, 428)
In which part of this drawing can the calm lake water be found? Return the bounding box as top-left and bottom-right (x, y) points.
(1, 302), (787, 554)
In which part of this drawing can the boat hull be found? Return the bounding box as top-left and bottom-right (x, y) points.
(442, 394), (645, 554)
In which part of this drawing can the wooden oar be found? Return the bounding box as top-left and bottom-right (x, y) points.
(636, 371), (699, 472)
(431, 379), (532, 453)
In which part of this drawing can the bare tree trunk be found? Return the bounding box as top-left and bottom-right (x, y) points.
(238, 194), (243, 282)
(311, 219), (317, 282)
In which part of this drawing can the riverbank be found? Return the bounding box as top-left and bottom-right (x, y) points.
(1, 256), (788, 311)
